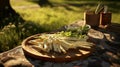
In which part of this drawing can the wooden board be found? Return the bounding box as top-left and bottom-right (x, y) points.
(22, 34), (95, 62)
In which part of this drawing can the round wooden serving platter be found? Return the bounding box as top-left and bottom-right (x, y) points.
(22, 34), (95, 62)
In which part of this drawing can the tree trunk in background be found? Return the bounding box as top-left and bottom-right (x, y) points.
(0, 0), (16, 18)
(0, 0), (24, 28)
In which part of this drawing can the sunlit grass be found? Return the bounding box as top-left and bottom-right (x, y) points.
(112, 13), (120, 23)
(15, 7), (83, 31)
(10, 0), (37, 6)
(11, 0), (120, 23)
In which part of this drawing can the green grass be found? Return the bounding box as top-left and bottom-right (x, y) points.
(16, 7), (83, 31)
(0, 0), (120, 52)
(0, 24), (21, 51)
(10, 0), (37, 6)
(0, 22), (44, 52)
(11, 0), (120, 23)
(112, 13), (120, 23)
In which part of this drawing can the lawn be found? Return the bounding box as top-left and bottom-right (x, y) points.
(11, 0), (120, 23)
(0, 0), (120, 52)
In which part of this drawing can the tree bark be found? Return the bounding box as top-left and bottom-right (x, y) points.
(0, 0), (16, 18)
(0, 0), (24, 28)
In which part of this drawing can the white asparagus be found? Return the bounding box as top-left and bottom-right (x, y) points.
(52, 39), (58, 52)
(29, 33), (93, 54)
(59, 45), (67, 53)
(60, 40), (72, 50)
(54, 40), (62, 53)
(32, 45), (46, 52)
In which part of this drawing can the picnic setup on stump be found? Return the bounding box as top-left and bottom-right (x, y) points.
(0, 3), (120, 67)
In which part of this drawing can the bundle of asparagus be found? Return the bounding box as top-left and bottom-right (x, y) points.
(28, 34), (93, 54)
(95, 2), (104, 14)
(95, 2), (108, 14)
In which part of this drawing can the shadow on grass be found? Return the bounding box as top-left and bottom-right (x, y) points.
(25, 0), (120, 13)
(0, 13), (25, 29)
(104, 2), (120, 13)
(21, 21), (47, 36)
(66, 2), (96, 7)
(26, 0), (53, 7)
(55, 1), (120, 13)
(65, 1), (120, 13)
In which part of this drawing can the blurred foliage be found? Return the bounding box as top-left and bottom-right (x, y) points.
(0, 22), (45, 52)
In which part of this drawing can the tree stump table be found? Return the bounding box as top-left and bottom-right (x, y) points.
(0, 21), (120, 67)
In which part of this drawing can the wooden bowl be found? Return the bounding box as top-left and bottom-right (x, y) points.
(22, 34), (95, 62)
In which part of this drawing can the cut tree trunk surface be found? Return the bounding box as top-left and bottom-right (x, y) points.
(0, 21), (120, 67)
